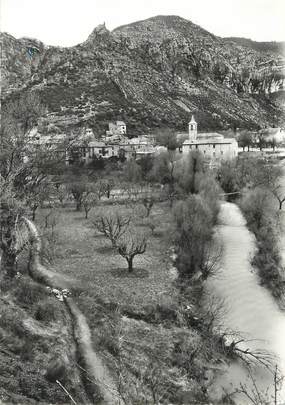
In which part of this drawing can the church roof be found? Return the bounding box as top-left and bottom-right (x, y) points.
(198, 132), (224, 139)
(183, 137), (237, 145)
(189, 115), (196, 124)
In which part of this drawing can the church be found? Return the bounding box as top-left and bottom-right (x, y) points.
(182, 116), (238, 160)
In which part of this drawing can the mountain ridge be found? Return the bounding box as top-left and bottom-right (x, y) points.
(1, 15), (285, 135)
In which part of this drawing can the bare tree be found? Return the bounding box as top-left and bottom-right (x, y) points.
(223, 365), (283, 405)
(117, 232), (147, 272)
(0, 199), (28, 277)
(151, 150), (179, 207)
(26, 180), (51, 220)
(272, 186), (285, 210)
(67, 178), (89, 211)
(143, 217), (157, 236)
(54, 183), (68, 207)
(92, 212), (131, 247)
(142, 196), (155, 217)
(82, 191), (98, 219)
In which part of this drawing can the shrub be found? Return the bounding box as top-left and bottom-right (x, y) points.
(240, 188), (285, 297)
(14, 277), (47, 306)
(0, 310), (24, 336)
(40, 229), (61, 264)
(34, 298), (64, 323)
(173, 195), (218, 280)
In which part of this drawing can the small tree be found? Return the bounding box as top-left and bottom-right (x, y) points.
(117, 232), (147, 272)
(150, 150), (179, 206)
(272, 186), (285, 210)
(82, 191), (98, 219)
(67, 178), (89, 211)
(239, 187), (275, 232)
(26, 181), (51, 220)
(154, 128), (178, 151)
(142, 196), (155, 217)
(123, 160), (143, 183)
(143, 217), (157, 236)
(173, 195), (215, 279)
(92, 212), (131, 247)
(105, 179), (115, 199)
(238, 131), (253, 151)
(54, 184), (68, 207)
(0, 198), (27, 277)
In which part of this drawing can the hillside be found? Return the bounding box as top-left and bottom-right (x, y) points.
(224, 37), (285, 56)
(1, 15), (285, 135)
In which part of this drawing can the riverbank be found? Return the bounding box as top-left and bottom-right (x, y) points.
(238, 188), (285, 304)
(207, 202), (285, 404)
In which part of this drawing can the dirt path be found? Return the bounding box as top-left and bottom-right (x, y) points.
(23, 217), (119, 405)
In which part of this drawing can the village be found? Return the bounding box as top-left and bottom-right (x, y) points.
(26, 115), (285, 167)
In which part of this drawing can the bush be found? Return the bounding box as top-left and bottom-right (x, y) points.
(40, 230), (61, 264)
(34, 298), (64, 323)
(0, 310), (25, 337)
(173, 195), (217, 279)
(14, 277), (47, 306)
(240, 188), (285, 297)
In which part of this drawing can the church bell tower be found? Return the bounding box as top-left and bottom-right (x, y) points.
(188, 115), (197, 141)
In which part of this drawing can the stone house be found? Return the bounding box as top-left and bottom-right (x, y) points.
(106, 121), (127, 136)
(182, 116), (238, 160)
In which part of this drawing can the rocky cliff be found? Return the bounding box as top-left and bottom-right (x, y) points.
(1, 15), (285, 135)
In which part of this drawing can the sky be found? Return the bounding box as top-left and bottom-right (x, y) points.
(1, 0), (285, 46)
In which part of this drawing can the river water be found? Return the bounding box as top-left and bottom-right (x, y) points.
(207, 202), (285, 404)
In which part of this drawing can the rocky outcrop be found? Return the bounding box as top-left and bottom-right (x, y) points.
(1, 15), (285, 134)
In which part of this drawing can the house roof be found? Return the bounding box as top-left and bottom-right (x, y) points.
(260, 127), (281, 136)
(88, 141), (106, 148)
(116, 121), (126, 126)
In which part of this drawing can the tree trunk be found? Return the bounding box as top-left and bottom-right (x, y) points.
(76, 201), (81, 211)
(1, 250), (17, 278)
(32, 208), (37, 221)
(279, 200), (283, 210)
(127, 257), (133, 273)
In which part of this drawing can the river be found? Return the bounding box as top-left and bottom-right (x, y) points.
(207, 202), (285, 404)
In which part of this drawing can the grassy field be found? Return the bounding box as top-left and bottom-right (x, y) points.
(44, 201), (176, 307)
(33, 199), (227, 404)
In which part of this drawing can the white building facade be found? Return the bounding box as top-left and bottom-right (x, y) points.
(182, 116), (238, 160)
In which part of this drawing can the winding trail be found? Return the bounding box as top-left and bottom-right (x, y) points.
(23, 217), (119, 405)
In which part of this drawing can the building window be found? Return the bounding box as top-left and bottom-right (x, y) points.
(195, 145), (198, 149)
(213, 152), (216, 157)
(213, 144), (215, 148)
(221, 151), (224, 155)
